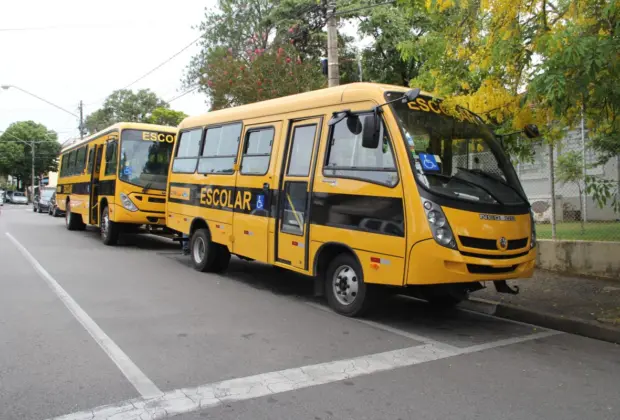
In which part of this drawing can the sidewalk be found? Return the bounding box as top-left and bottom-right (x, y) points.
(464, 270), (620, 344)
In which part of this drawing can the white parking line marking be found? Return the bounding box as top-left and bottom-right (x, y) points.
(5, 232), (162, 399)
(48, 330), (560, 420)
(304, 301), (459, 350)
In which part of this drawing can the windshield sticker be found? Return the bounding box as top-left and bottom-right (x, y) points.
(418, 153), (440, 172)
(123, 166), (132, 177)
(256, 194), (265, 210)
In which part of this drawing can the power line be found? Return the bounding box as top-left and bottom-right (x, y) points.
(120, 35), (204, 91)
(166, 86), (199, 103)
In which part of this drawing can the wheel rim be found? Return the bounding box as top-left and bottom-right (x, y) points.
(332, 264), (359, 306)
(193, 237), (206, 263)
(101, 211), (109, 238)
(65, 208), (70, 225)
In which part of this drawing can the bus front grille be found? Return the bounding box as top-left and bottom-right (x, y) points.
(459, 236), (528, 251)
(466, 264), (518, 274)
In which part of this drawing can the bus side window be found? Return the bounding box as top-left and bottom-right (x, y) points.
(198, 123), (242, 174)
(86, 147), (95, 175)
(324, 114), (399, 187)
(104, 140), (118, 176)
(240, 127), (274, 175)
(172, 129), (202, 173)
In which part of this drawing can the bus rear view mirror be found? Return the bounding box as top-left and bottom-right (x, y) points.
(362, 114), (380, 149)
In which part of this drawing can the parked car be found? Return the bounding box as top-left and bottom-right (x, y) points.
(34, 187), (55, 213)
(0, 193), (4, 206)
(5, 191), (14, 203)
(11, 191), (28, 204)
(48, 191), (64, 217)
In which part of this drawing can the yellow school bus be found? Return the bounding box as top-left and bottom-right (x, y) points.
(57, 122), (177, 245)
(166, 83), (538, 316)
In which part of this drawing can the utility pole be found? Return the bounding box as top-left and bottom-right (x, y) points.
(79, 100), (85, 139)
(31, 140), (36, 203)
(326, 0), (339, 87)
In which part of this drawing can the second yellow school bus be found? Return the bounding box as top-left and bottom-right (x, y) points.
(57, 122), (177, 245)
(166, 83), (537, 316)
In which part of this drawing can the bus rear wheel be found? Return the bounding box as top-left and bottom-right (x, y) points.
(65, 201), (86, 231)
(190, 228), (217, 272)
(101, 206), (120, 245)
(325, 253), (372, 317)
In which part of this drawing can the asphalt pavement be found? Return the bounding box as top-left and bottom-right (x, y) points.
(1, 203), (619, 420)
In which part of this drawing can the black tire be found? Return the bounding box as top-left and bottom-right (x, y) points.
(33, 205), (37, 212)
(48, 207), (53, 216)
(100, 206), (120, 245)
(190, 228), (218, 272)
(38, 206), (43, 213)
(211, 246), (231, 273)
(325, 253), (372, 317)
(65, 202), (86, 231)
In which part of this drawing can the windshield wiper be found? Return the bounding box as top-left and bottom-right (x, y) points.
(457, 167), (528, 203)
(452, 170), (505, 205)
(423, 172), (500, 203)
(142, 182), (153, 193)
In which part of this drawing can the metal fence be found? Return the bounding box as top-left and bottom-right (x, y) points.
(516, 129), (620, 242)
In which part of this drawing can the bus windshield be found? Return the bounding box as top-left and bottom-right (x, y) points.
(388, 93), (527, 206)
(119, 130), (175, 191)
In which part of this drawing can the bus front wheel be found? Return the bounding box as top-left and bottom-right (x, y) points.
(101, 206), (119, 245)
(325, 253), (372, 317)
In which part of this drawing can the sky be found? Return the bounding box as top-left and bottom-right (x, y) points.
(0, 0), (215, 143)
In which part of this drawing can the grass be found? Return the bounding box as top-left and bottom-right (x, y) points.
(535, 221), (620, 242)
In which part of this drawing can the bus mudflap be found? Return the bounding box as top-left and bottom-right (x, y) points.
(493, 280), (520, 295)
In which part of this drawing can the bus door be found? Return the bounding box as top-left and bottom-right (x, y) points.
(275, 118), (322, 270)
(232, 122), (281, 262)
(89, 144), (104, 224)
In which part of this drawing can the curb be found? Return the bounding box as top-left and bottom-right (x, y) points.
(460, 298), (620, 345)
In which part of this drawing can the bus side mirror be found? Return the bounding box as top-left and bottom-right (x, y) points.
(362, 113), (380, 149)
(523, 124), (540, 139)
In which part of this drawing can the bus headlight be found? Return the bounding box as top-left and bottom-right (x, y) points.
(120, 193), (138, 212)
(530, 210), (536, 248)
(422, 199), (456, 249)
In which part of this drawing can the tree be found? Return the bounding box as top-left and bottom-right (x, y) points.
(84, 89), (184, 133)
(556, 151), (586, 233)
(147, 107), (188, 126)
(197, 44), (325, 109)
(0, 121), (61, 187)
(356, 4), (430, 86)
(397, 0), (619, 165)
(185, 0), (342, 108)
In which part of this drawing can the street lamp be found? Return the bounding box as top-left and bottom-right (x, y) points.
(1, 84), (84, 139)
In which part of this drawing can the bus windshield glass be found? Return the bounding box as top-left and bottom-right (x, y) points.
(119, 130), (175, 191)
(388, 93), (527, 206)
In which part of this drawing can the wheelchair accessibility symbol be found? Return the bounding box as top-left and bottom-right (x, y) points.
(418, 153), (440, 172)
(256, 194), (265, 210)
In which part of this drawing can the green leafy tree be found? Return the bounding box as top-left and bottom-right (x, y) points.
(356, 4), (429, 86)
(84, 89), (184, 133)
(147, 107), (187, 126)
(200, 44), (325, 109)
(185, 0), (352, 108)
(556, 151), (586, 233)
(396, 0), (618, 166)
(0, 121), (60, 188)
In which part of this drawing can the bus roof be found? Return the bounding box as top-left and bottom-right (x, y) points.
(60, 122), (177, 153)
(179, 83), (426, 130)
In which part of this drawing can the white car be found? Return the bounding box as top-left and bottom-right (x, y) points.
(11, 191), (28, 204)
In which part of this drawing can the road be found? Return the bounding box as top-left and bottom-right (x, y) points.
(1, 202), (619, 420)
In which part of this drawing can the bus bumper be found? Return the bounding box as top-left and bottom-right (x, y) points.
(407, 239), (536, 285)
(112, 204), (166, 226)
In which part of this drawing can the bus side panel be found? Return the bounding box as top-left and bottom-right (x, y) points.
(309, 225), (405, 286)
